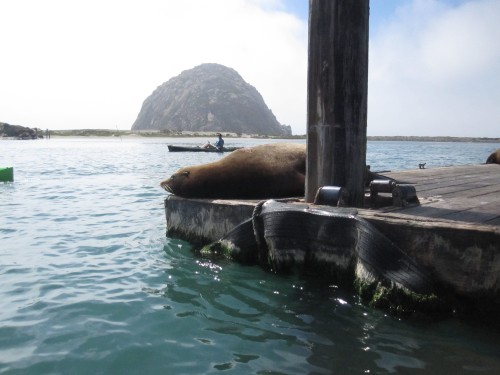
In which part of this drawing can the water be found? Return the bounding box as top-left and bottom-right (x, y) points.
(1, 137), (499, 374)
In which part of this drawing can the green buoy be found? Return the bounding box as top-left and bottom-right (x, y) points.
(0, 167), (14, 182)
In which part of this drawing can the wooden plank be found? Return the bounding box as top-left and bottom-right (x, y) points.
(396, 196), (500, 224)
(415, 171), (500, 186)
(387, 166), (500, 194)
(386, 164), (499, 186)
(412, 169), (500, 186)
(417, 182), (500, 199)
(368, 164), (500, 225)
(416, 174), (500, 190)
(444, 207), (500, 223)
(487, 216), (500, 225)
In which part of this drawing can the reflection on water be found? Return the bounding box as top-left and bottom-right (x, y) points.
(0, 137), (499, 374)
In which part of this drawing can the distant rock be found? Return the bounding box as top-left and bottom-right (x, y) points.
(131, 63), (291, 136)
(0, 122), (43, 139)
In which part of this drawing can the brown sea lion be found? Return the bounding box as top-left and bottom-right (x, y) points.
(486, 149), (500, 164)
(161, 143), (306, 199)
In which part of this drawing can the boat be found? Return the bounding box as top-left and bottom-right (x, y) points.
(167, 145), (243, 153)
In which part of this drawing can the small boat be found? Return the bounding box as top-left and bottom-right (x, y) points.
(167, 145), (242, 153)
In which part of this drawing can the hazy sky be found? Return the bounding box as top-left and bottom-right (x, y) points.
(1, 0), (499, 136)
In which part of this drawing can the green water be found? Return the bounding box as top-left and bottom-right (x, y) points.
(1, 138), (499, 374)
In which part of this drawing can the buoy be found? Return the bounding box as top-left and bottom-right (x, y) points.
(0, 167), (14, 182)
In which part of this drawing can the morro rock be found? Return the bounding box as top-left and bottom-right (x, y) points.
(131, 63), (291, 136)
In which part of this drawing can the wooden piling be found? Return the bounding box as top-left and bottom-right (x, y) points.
(305, 0), (370, 206)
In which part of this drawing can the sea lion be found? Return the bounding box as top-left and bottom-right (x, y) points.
(486, 149), (500, 164)
(161, 143), (306, 199)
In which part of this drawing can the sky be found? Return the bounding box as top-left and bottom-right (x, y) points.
(1, 0), (499, 137)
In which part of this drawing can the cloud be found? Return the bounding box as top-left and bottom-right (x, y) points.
(369, 0), (500, 137)
(0, 0), (307, 132)
(2, 0), (498, 137)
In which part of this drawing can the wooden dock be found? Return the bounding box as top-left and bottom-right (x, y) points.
(379, 163), (500, 225)
(164, 164), (500, 314)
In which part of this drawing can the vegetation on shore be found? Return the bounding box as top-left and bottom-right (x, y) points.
(3, 123), (499, 142)
(47, 129), (306, 139)
(48, 129), (500, 143)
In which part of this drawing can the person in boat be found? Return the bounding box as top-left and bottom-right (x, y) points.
(202, 133), (224, 150)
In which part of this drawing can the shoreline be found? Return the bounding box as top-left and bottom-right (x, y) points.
(44, 130), (500, 143)
(2, 127), (500, 143)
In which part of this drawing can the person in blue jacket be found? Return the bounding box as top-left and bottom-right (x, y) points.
(202, 133), (224, 150)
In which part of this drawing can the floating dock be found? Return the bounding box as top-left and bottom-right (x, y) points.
(165, 164), (500, 313)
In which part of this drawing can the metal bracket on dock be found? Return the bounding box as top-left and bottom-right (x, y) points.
(314, 186), (348, 207)
(370, 179), (419, 208)
(369, 179), (396, 207)
(392, 184), (419, 207)
(370, 179), (396, 196)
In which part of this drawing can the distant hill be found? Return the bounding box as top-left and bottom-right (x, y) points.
(131, 63), (291, 136)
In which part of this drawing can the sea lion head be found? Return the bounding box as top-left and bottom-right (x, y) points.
(161, 170), (191, 194)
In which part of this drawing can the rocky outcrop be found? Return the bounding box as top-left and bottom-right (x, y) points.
(131, 63), (291, 136)
(0, 122), (43, 139)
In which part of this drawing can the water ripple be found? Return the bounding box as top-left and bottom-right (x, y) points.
(1, 138), (499, 374)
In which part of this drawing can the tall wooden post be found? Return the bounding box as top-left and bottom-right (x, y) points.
(305, 0), (369, 207)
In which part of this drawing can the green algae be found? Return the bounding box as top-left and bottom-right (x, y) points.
(354, 278), (447, 316)
(199, 240), (258, 265)
(201, 239), (448, 316)
(200, 241), (229, 257)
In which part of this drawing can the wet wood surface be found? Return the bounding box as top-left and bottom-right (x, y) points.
(379, 164), (500, 225)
